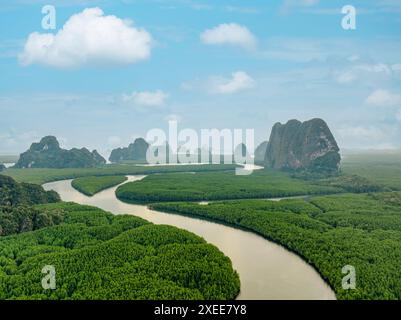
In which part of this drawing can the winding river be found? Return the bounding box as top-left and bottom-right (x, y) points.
(44, 176), (336, 300)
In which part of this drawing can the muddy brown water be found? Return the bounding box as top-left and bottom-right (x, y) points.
(44, 176), (336, 300)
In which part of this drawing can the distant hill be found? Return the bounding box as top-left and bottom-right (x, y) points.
(109, 138), (149, 163)
(14, 136), (106, 169)
(0, 174), (60, 206)
(265, 118), (341, 174)
(254, 141), (268, 165)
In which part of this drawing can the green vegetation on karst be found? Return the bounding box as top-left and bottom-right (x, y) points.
(0, 174), (62, 237)
(0, 202), (240, 300)
(152, 192), (401, 300)
(265, 119), (341, 174)
(14, 136), (106, 169)
(72, 176), (127, 196)
(0, 174), (60, 207)
(109, 138), (149, 163)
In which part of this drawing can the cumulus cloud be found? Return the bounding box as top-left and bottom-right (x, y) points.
(212, 71), (256, 94)
(200, 23), (257, 50)
(19, 7), (152, 68)
(123, 90), (169, 107)
(365, 89), (401, 107)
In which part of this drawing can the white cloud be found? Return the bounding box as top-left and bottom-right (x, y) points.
(19, 7), (152, 68)
(200, 23), (257, 50)
(335, 125), (398, 150)
(365, 89), (401, 107)
(212, 71), (256, 94)
(336, 71), (357, 84)
(183, 71), (256, 94)
(335, 63), (393, 84)
(123, 90), (169, 107)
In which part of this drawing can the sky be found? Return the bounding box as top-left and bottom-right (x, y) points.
(0, 0), (401, 157)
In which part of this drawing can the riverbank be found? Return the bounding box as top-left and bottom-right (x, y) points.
(44, 176), (336, 300)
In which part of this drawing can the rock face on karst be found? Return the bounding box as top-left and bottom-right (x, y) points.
(254, 141), (268, 165)
(264, 118), (341, 174)
(14, 136), (106, 168)
(109, 138), (149, 163)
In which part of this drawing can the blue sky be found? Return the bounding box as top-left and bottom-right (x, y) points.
(1, 0), (401, 156)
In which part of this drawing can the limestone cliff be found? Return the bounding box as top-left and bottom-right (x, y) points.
(109, 138), (149, 163)
(14, 136), (106, 168)
(265, 119), (341, 173)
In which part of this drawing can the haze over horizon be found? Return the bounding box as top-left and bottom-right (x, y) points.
(1, 0), (401, 156)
